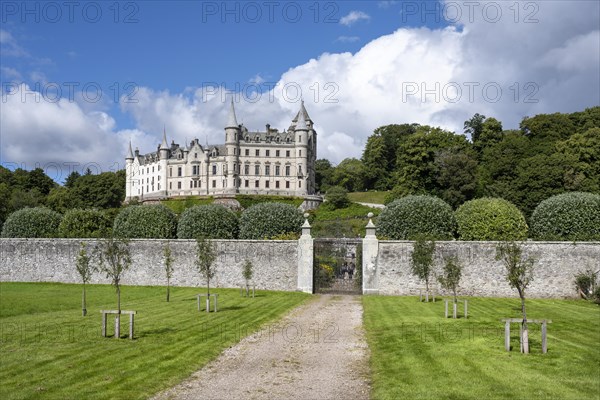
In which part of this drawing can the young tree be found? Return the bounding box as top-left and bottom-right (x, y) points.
(195, 237), (217, 296)
(164, 242), (174, 302)
(242, 259), (254, 296)
(75, 242), (95, 316)
(95, 237), (132, 337)
(438, 256), (462, 305)
(410, 236), (436, 301)
(496, 241), (535, 353)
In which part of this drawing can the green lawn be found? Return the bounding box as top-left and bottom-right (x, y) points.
(0, 282), (309, 400)
(362, 296), (600, 400)
(348, 191), (390, 204)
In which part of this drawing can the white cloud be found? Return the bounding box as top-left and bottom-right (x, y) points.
(2, 1), (599, 172)
(378, 1), (398, 8)
(0, 29), (29, 57)
(340, 11), (371, 27)
(336, 36), (360, 43)
(0, 66), (22, 80)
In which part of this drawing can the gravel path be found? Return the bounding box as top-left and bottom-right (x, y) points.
(153, 295), (370, 400)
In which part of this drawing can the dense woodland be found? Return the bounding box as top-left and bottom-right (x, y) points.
(0, 107), (598, 229)
(317, 106), (599, 216)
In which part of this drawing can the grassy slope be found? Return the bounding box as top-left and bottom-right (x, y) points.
(311, 203), (381, 238)
(0, 282), (309, 400)
(363, 296), (600, 400)
(348, 191), (390, 204)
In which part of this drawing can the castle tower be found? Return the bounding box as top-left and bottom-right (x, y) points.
(159, 127), (169, 197)
(224, 99), (240, 194)
(125, 141), (134, 201)
(294, 104), (309, 196)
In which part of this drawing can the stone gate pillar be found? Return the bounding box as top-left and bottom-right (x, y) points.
(362, 213), (379, 295)
(297, 213), (313, 293)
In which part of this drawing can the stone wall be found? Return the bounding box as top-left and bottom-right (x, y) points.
(0, 239), (299, 291)
(2, 238), (598, 299)
(374, 241), (600, 299)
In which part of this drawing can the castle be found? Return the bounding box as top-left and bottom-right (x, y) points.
(125, 101), (317, 202)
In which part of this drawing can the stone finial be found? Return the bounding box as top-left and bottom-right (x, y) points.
(302, 213), (311, 236)
(365, 212), (376, 237)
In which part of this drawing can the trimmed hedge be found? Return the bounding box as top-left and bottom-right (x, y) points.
(530, 192), (600, 241)
(113, 204), (177, 239)
(177, 204), (239, 239)
(239, 202), (304, 239)
(59, 209), (112, 238)
(455, 198), (528, 241)
(1, 207), (62, 238)
(376, 195), (456, 240)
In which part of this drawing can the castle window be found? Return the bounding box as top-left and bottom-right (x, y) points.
(152, 166), (154, 173)
(178, 182), (181, 189)
(194, 153), (197, 159)
(275, 166), (280, 176)
(245, 165), (250, 175)
(266, 150), (270, 157)
(212, 180), (216, 188)
(266, 181), (270, 188)
(276, 181), (280, 189)
(286, 181), (290, 189)
(212, 165), (217, 175)
(169, 182), (172, 189)
(265, 165), (270, 176)
(158, 183), (160, 190)
(276, 150), (280, 157)
(169, 167), (172, 177)
(190, 181), (193, 188)
(299, 150), (302, 157)
(178, 167), (182, 177)
(255, 165), (260, 175)
(255, 180), (259, 188)
(245, 149), (249, 156)
(245, 136), (249, 141)
(285, 166), (290, 176)
(158, 165), (161, 171)
(245, 180), (249, 188)
(299, 181), (302, 188)
(286, 150), (290, 157)
(255, 149), (260, 156)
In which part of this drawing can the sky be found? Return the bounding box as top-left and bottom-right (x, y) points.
(1, 0), (599, 183)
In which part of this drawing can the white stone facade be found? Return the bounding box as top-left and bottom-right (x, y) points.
(125, 101), (317, 201)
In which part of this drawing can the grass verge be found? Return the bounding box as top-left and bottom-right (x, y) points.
(0, 282), (309, 400)
(362, 296), (600, 400)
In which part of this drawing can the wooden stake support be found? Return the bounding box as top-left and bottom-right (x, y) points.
(101, 310), (137, 339)
(501, 318), (552, 354)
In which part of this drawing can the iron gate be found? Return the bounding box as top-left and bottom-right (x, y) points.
(313, 238), (362, 294)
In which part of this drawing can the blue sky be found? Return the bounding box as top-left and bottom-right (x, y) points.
(1, 1), (599, 182)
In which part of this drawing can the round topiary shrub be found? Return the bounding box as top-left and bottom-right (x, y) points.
(113, 204), (177, 239)
(1, 207), (62, 238)
(177, 204), (239, 239)
(376, 195), (456, 240)
(325, 186), (350, 209)
(455, 198), (528, 241)
(530, 192), (600, 241)
(58, 209), (112, 238)
(239, 202), (304, 239)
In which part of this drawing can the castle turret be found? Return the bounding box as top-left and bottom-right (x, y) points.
(294, 104), (309, 196)
(125, 141), (135, 201)
(224, 99), (240, 195)
(159, 128), (169, 197)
